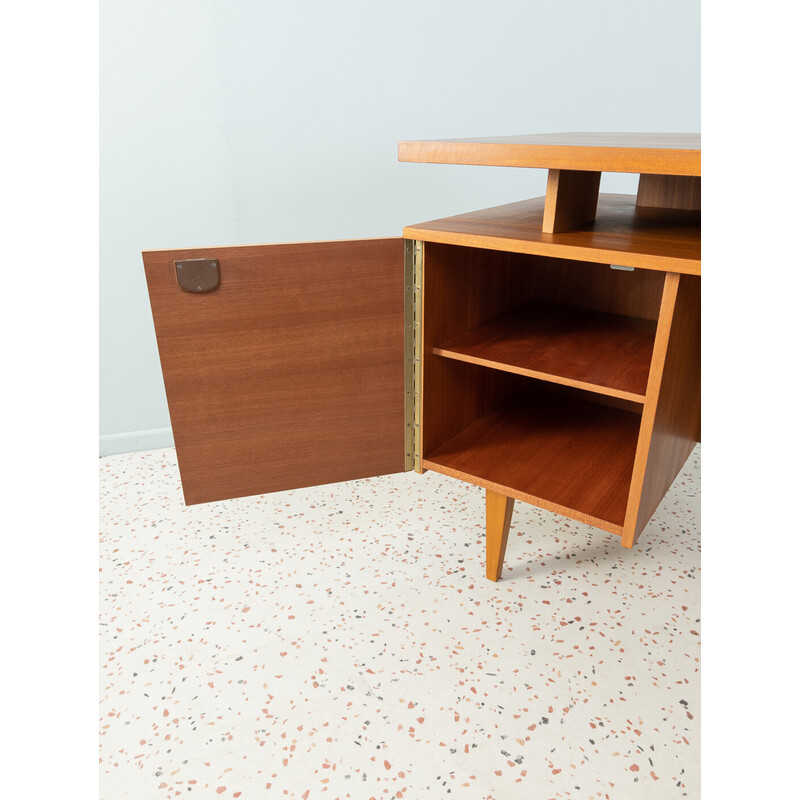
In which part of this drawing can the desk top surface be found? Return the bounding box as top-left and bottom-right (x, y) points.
(398, 133), (701, 176)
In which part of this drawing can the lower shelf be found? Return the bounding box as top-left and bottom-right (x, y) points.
(422, 391), (641, 532)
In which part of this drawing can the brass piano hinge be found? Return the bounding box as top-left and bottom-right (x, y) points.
(403, 240), (424, 472)
(413, 240), (423, 473)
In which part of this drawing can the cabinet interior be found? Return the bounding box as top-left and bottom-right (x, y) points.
(420, 243), (668, 532)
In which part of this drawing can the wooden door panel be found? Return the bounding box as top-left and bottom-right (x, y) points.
(143, 238), (406, 504)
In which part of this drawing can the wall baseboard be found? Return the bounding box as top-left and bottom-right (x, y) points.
(100, 427), (174, 457)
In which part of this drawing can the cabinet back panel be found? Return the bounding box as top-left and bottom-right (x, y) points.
(524, 256), (665, 321)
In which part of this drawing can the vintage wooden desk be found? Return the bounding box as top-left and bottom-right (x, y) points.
(143, 132), (700, 581)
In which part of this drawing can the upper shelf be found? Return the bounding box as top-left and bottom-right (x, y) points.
(404, 194), (700, 275)
(433, 300), (656, 403)
(398, 132), (700, 176)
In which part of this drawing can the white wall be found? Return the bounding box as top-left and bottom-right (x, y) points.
(100, 0), (700, 455)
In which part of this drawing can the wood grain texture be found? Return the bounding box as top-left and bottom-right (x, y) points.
(423, 390), (641, 532)
(621, 274), (680, 547)
(433, 300), (656, 402)
(543, 169), (601, 233)
(143, 238), (406, 505)
(515, 256), (666, 322)
(399, 133), (700, 176)
(623, 274), (701, 546)
(404, 195), (700, 275)
(420, 244), (664, 464)
(420, 244), (532, 458)
(486, 490), (515, 582)
(637, 175), (701, 210)
(423, 247), (666, 325)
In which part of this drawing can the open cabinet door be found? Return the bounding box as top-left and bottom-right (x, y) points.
(143, 238), (407, 505)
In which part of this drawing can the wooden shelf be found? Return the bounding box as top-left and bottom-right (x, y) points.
(405, 194), (700, 274)
(422, 392), (641, 533)
(399, 132), (701, 176)
(433, 301), (656, 402)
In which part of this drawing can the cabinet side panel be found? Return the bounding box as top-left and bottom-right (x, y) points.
(143, 238), (405, 505)
(632, 274), (701, 540)
(421, 245), (533, 456)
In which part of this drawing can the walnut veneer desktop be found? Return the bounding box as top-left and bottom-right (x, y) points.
(143, 132), (701, 581)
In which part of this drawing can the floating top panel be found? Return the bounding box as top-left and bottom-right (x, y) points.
(398, 133), (700, 176)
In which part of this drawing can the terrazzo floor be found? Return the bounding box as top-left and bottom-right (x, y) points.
(99, 446), (700, 800)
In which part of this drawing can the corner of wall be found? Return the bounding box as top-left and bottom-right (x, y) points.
(99, 427), (174, 457)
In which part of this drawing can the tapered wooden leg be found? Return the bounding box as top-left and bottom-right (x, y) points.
(486, 489), (515, 582)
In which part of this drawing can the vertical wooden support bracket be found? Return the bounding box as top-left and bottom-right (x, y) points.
(637, 174), (701, 210)
(542, 169), (602, 234)
(486, 489), (515, 581)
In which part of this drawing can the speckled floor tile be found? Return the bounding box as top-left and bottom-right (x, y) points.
(100, 446), (700, 800)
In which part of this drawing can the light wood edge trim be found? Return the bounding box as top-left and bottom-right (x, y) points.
(431, 347), (647, 404)
(402, 226), (701, 276)
(422, 459), (624, 536)
(621, 273), (681, 548)
(398, 142), (701, 176)
(543, 170), (602, 234)
(142, 236), (402, 257)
